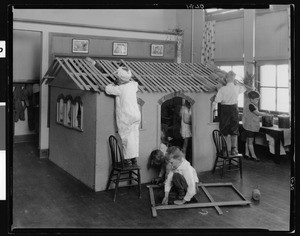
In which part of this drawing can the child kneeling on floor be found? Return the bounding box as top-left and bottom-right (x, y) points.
(161, 146), (199, 205)
(147, 149), (172, 187)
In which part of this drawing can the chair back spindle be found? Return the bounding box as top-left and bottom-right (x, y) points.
(109, 135), (125, 169)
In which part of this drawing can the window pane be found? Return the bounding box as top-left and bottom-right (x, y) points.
(260, 88), (276, 111)
(232, 65), (244, 80)
(277, 88), (290, 113)
(277, 64), (289, 87)
(260, 65), (276, 86)
(219, 66), (231, 72)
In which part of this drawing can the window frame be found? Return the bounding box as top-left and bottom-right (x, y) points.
(256, 60), (290, 115)
(56, 94), (65, 124)
(137, 97), (145, 130)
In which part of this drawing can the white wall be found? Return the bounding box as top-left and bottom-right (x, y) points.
(13, 9), (178, 33)
(13, 9), (181, 152)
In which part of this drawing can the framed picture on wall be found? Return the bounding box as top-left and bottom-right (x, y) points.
(151, 44), (164, 57)
(72, 39), (89, 53)
(113, 42), (128, 56)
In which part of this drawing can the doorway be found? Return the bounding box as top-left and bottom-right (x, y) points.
(160, 96), (193, 164)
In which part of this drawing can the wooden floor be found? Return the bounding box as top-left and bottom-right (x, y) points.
(12, 142), (293, 232)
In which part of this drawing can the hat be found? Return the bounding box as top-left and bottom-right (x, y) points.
(114, 67), (132, 82)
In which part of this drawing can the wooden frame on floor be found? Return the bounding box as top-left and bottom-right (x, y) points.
(147, 182), (251, 217)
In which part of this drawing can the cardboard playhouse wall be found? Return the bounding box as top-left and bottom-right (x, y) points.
(49, 84), (218, 191)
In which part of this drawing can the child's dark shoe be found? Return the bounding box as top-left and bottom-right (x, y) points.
(124, 159), (132, 167)
(189, 196), (198, 203)
(131, 158), (137, 166)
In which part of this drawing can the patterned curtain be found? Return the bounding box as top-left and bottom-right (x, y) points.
(201, 20), (216, 64)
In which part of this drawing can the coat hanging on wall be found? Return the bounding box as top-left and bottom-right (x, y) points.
(13, 84), (26, 122)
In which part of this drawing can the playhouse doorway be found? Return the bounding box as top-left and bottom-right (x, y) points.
(161, 96), (193, 164)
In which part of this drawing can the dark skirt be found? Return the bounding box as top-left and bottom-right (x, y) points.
(244, 129), (256, 138)
(219, 104), (239, 136)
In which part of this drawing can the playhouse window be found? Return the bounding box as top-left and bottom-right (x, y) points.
(137, 98), (145, 130)
(56, 94), (65, 124)
(63, 95), (73, 127)
(72, 96), (83, 131)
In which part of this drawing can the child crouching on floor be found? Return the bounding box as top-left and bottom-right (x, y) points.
(161, 146), (199, 205)
(147, 149), (172, 186)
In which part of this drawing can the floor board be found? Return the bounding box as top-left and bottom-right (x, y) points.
(12, 142), (292, 231)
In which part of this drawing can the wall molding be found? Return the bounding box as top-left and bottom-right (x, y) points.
(14, 134), (38, 143)
(14, 18), (179, 37)
(39, 148), (49, 159)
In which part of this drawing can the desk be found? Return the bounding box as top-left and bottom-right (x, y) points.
(259, 125), (291, 156)
(239, 123), (291, 157)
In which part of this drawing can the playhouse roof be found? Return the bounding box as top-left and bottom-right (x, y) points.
(43, 57), (233, 93)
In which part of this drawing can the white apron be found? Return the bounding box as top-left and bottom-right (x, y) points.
(105, 81), (141, 159)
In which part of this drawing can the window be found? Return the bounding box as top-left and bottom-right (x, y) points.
(56, 94), (84, 131)
(72, 96), (83, 131)
(64, 95), (73, 127)
(258, 63), (289, 113)
(218, 64), (245, 108)
(56, 94), (64, 124)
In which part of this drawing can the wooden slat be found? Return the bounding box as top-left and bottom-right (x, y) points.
(121, 60), (153, 92)
(52, 60), (62, 77)
(41, 59), (59, 84)
(61, 58), (90, 90)
(189, 63), (218, 86)
(138, 62), (175, 92)
(147, 186), (158, 217)
(56, 58), (84, 90)
(198, 182), (233, 187)
(122, 61), (156, 92)
(68, 59), (99, 92)
(155, 62), (190, 92)
(173, 64), (207, 92)
(200, 185), (223, 215)
(163, 63), (200, 92)
(192, 73), (216, 91)
(231, 184), (249, 201)
(75, 59), (106, 86)
(146, 62), (194, 92)
(83, 59), (111, 85)
(97, 60), (119, 81)
(154, 200), (251, 210)
(135, 61), (166, 92)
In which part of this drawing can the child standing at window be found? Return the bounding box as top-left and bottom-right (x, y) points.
(242, 91), (272, 161)
(212, 71), (247, 155)
(86, 57), (141, 166)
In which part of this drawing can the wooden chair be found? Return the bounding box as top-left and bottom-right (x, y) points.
(106, 135), (141, 201)
(212, 130), (243, 179)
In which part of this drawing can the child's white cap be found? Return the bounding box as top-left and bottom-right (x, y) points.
(114, 67), (132, 82)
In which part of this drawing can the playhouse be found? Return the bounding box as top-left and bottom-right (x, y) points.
(43, 57), (229, 191)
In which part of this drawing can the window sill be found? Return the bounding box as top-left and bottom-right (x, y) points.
(208, 122), (219, 125)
